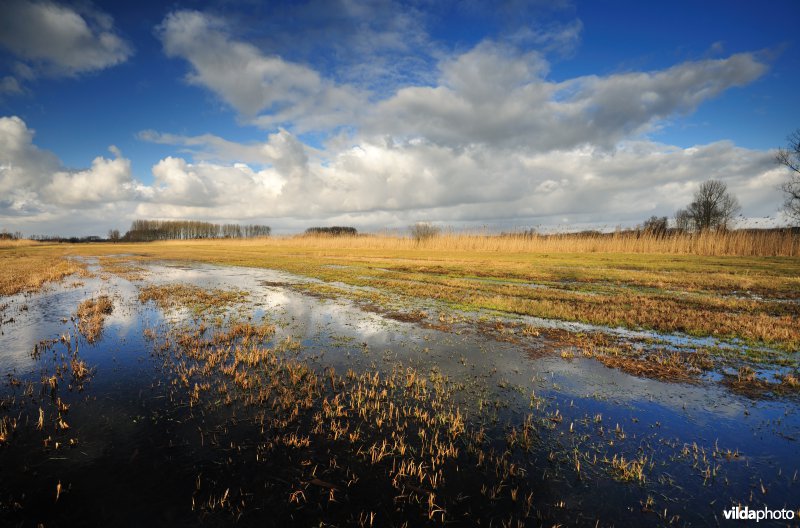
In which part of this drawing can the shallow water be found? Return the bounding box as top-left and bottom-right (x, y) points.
(1, 261), (798, 526)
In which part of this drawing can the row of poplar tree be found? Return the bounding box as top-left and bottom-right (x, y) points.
(122, 219), (271, 241)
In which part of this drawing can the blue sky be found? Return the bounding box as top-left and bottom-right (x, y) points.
(1, 0), (798, 235)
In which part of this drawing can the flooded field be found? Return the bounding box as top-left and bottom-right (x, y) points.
(1, 258), (798, 526)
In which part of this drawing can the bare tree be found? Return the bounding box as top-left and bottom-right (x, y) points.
(680, 180), (741, 232)
(641, 216), (668, 237)
(108, 229), (120, 242)
(409, 222), (440, 242)
(776, 129), (800, 224)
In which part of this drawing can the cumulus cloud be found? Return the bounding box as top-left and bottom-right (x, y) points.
(369, 45), (768, 150)
(0, 0), (131, 80)
(158, 10), (362, 131)
(43, 151), (138, 206)
(138, 128), (318, 166)
(0, 116), (141, 219)
(0, 116), (60, 214)
(1, 4), (784, 235)
(131, 126), (783, 231)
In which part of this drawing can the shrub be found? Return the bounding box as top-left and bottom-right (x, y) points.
(409, 222), (440, 242)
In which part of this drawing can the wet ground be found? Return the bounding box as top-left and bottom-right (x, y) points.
(0, 259), (798, 526)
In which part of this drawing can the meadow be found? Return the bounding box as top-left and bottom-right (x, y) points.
(51, 230), (800, 347)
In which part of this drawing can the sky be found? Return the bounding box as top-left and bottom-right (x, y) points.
(0, 0), (798, 236)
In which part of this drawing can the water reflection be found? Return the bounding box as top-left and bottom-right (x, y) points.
(0, 260), (797, 526)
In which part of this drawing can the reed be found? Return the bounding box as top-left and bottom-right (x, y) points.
(0, 239), (38, 248)
(76, 296), (113, 343)
(273, 229), (800, 257)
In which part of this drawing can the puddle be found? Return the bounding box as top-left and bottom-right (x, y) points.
(1, 261), (798, 526)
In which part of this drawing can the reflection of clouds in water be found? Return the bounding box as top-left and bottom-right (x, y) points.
(299, 299), (401, 341)
(253, 289), (293, 310)
(539, 356), (750, 423)
(0, 273), (144, 374)
(5, 259), (796, 451)
(0, 283), (92, 373)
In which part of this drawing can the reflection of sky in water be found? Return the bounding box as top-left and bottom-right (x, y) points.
(1, 259), (798, 522)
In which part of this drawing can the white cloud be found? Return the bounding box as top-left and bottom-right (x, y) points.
(368, 46), (767, 150)
(158, 10), (362, 131)
(43, 151), (137, 206)
(138, 128), (318, 167)
(0, 0), (131, 78)
(131, 127), (784, 232)
(1, 6), (786, 235)
(0, 117), (141, 220)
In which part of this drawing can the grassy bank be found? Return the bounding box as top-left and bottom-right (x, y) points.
(18, 234), (789, 350)
(0, 242), (85, 296)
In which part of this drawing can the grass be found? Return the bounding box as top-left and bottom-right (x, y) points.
(0, 243), (85, 296)
(138, 284), (247, 314)
(143, 314), (538, 525)
(3, 233), (800, 349)
(98, 257), (147, 281)
(256, 230), (800, 257)
(2, 243), (794, 525)
(76, 296), (113, 343)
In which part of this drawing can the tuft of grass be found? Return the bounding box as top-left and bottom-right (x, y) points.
(73, 295), (114, 344)
(609, 454), (649, 483)
(76, 296), (113, 343)
(99, 257), (147, 281)
(138, 284), (247, 314)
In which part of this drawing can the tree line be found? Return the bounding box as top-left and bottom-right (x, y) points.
(123, 220), (271, 241)
(304, 226), (358, 236)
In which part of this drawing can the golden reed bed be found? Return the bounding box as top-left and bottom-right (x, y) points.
(159, 229), (800, 257)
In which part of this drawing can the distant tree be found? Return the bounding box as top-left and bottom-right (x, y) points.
(108, 229), (120, 242)
(641, 216), (668, 237)
(122, 220), (270, 241)
(674, 209), (692, 232)
(679, 180), (741, 232)
(776, 129), (800, 225)
(409, 222), (440, 242)
(305, 226), (358, 236)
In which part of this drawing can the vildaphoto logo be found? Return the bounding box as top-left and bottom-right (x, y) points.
(723, 506), (796, 522)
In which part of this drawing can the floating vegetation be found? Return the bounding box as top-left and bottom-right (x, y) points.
(76, 296), (113, 343)
(98, 257), (147, 281)
(147, 318), (542, 525)
(138, 283), (247, 314)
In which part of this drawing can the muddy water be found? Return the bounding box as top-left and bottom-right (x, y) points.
(1, 260), (798, 527)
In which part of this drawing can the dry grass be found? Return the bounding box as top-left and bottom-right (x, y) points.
(98, 257), (147, 281)
(0, 245), (85, 296)
(722, 367), (800, 398)
(76, 296), (113, 343)
(148, 319), (536, 525)
(139, 283), (247, 314)
(21, 233), (800, 349)
(594, 350), (708, 382)
(0, 239), (39, 249)
(609, 454), (650, 483)
(277, 230), (800, 257)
